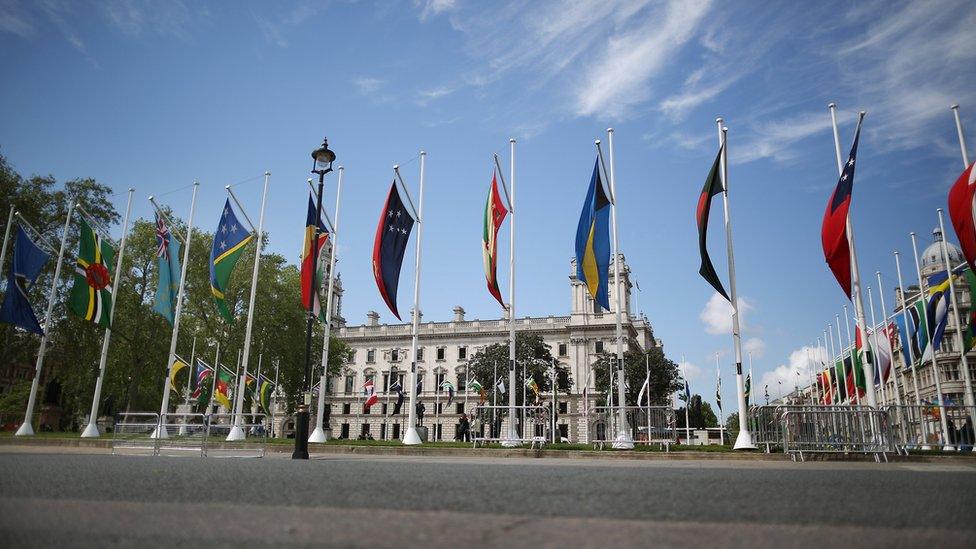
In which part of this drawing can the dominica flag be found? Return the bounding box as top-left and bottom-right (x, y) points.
(575, 159), (611, 310)
(821, 113), (864, 298)
(697, 143), (730, 301)
(214, 368), (234, 409)
(483, 170), (509, 307)
(301, 193), (329, 320)
(68, 217), (116, 327)
(210, 199), (254, 323)
(168, 356), (188, 393)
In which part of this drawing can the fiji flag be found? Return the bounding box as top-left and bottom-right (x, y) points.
(152, 213), (181, 324)
(0, 226), (50, 334)
(210, 199), (254, 323)
(821, 113), (864, 298)
(575, 159), (611, 310)
(372, 182), (415, 320)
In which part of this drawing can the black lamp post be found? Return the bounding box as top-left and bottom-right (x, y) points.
(293, 137), (335, 460)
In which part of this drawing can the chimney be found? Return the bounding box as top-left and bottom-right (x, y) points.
(453, 306), (465, 322)
(367, 311), (379, 326)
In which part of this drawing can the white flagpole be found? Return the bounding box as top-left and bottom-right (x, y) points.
(813, 340), (822, 404)
(15, 203), (74, 436)
(271, 359), (280, 438)
(714, 119), (754, 449)
(835, 315), (847, 404)
(824, 329), (833, 404)
(937, 209), (975, 408)
(895, 252), (924, 409)
(951, 105), (970, 167)
(748, 350), (755, 407)
(867, 287), (888, 405)
(178, 336), (197, 437)
(209, 341), (221, 413)
(227, 171), (271, 441)
(503, 138), (520, 447)
(402, 151), (426, 445)
(875, 271), (904, 406)
(0, 205), (14, 276)
(153, 183), (198, 438)
(492, 361), (497, 436)
(911, 231), (952, 443)
(843, 304), (856, 404)
(828, 104), (878, 406)
(80, 188), (134, 438)
(550, 357), (557, 444)
(681, 357), (690, 445)
(715, 352), (724, 445)
(827, 324), (838, 404)
(310, 166), (344, 444)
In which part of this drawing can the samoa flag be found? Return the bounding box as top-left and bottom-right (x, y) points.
(821, 112), (864, 299)
(372, 182), (415, 320)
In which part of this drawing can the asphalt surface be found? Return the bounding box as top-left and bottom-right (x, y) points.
(1, 451), (974, 548)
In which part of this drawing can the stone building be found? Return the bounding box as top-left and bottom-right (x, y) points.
(284, 254), (659, 442)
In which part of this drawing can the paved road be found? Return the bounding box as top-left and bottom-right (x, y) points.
(1, 451), (974, 548)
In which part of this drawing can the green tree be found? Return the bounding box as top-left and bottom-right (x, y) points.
(465, 333), (570, 406)
(675, 394), (718, 428)
(592, 347), (681, 406)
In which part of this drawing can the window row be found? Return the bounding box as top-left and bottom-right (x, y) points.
(353, 346), (469, 364)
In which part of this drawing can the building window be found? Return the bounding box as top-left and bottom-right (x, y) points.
(342, 403), (351, 414)
(435, 372), (445, 392)
(595, 341), (604, 354)
(325, 376), (334, 394)
(417, 373), (425, 392)
(559, 402), (568, 414)
(382, 373), (390, 392)
(348, 350), (356, 363)
(340, 424), (349, 438)
(391, 349), (400, 362)
(367, 349), (376, 363)
(344, 375), (355, 394)
(458, 372), (467, 392)
(558, 343), (567, 356)
(380, 424), (387, 440)
(458, 346), (467, 360)
(436, 347), (446, 361)
(361, 423), (371, 436)
(393, 424), (401, 439)
(456, 403), (464, 414)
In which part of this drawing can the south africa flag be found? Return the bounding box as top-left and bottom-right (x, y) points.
(69, 217), (116, 327)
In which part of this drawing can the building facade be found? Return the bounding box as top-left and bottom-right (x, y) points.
(280, 255), (658, 442)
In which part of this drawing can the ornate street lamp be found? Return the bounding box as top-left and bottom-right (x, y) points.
(294, 138), (336, 460)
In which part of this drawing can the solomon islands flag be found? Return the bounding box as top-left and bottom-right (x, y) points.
(210, 199), (253, 323)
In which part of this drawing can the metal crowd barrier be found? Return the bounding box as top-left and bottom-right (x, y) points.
(781, 409), (893, 462)
(587, 406), (675, 450)
(748, 405), (873, 453)
(110, 412), (268, 458)
(470, 405), (550, 448)
(884, 405), (976, 454)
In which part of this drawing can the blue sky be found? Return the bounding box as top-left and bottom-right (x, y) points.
(2, 0), (975, 410)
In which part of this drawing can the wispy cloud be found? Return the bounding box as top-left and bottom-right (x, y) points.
(415, 0), (457, 21)
(353, 77), (384, 95)
(100, 0), (197, 41)
(416, 85), (456, 106)
(252, 2), (322, 48)
(0, 0), (34, 37)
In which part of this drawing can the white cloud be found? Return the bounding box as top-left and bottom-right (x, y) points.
(416, 85), (456, 106)
(353, 77), (384, 95)
(677, 360), (702, 380)
(416, 0), (457, 21)
(699, 292), (754, 335)
(0, 0), (34, 37)
(760, 344), (826, 398)
(744, 337), (765, 359)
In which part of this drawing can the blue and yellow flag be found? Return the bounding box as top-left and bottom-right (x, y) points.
(575, 159), (611, 310)
(210, 199), (253, 323)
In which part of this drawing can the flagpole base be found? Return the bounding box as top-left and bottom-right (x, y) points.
(225, 425), (246, 442)
(733, 429), (757, 450)
(308, 426), (328, 443)
(402, 427), (422, 445)
(612, 432), (635, 450)
(149, 425), (169, 439)
(80, 422), (101, 438)
(178, 424), (188, 436)
(14, 422), (34, 437)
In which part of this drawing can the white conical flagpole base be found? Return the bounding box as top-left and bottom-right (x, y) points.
(14, 422), (34, 437)
(612, 432), (635, 450)
(149, 425), (169, 439)
(501, 438), (522, 447)
(80, 422), (100, 438)
(225, 424), (246, 441)
(402, 427), (422, 445)
(733, 428), (756, 450)
(308, 426), (328, 443)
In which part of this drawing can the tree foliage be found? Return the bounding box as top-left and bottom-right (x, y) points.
(465, 333), (571, 407)
(591, 346), (681, 406)
(675, 395), (718, 429)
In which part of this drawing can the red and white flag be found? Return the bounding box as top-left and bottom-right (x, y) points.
(363, 379), (379, 410)
(947, 162), (976, 271)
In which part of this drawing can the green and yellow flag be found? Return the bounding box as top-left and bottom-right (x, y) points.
(210, 199), (253, 323)
(69, 217), (116, 327)
(169, 357), (188, 393)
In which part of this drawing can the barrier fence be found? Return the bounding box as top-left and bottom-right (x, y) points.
(587, 406), (675, 449)
(471, 405), (551, 448)
(884, 405), (976, 454)
(749, 405), (874, 452)
(111, 412), (268, 457)
(781, 409), (893, 462)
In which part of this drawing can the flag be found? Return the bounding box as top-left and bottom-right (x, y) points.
(152, 213), (181, 324)
(636, 374), (650, 407)
(214, 368), (233, 409)
(441, 380), (455, 407)
(744, 372), (752, 406)
(390, 378), (404, 415)
(0, 227), (49, 334)
(852, 330), (867, 396)
(926, 270), (953, 352)
(715, 370), (722, 413)
(947, 162), (976, 271)
(680, 380), (690, 403)
(894, 314), (914, 367)
(965, 268), (976, 353)
(372, 182), (415, 320)
(483, 171), (508, 307)
(169, 357), (188, 393)
(68, 217), (115, 327)
(468, 379), (483, 393)
(820, 370), (832, 405)
(909, 299), (930, 364)
(363, 378), (379, 410)
(190, 359), (213, 401)
(574, 159), (611, 310)
(245, 373), (257, 397)
(210, 199), (254, 323)
(525, 376), (539, 396)
(873, 322), (895, 384)
(696, 144), (730, 301)
(257, 375), (274, 414)
(821, 115), (864, 298)
(300, 194), (329, 320)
